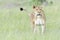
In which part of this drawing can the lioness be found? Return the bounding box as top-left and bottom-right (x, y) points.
(30, 6), (46, 34)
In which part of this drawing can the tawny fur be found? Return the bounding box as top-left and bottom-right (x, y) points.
(30, 6), (46, 34)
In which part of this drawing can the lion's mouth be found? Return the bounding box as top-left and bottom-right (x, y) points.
(37, 14), (41, 16)
(37, 13), (42, 17)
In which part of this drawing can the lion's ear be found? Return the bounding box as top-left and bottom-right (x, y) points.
(33, 5), (36, 9)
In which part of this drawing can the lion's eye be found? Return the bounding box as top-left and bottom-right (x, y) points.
(36, 9), (38, 10)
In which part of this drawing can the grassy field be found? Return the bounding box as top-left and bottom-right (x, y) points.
(0, 0), (60, 40)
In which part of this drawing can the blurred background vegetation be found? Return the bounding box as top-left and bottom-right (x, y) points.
(0, 0), (60, 40)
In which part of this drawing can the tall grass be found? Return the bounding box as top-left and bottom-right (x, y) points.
(0, 0), (60, 40)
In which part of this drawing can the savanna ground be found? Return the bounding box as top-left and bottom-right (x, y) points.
(0, 0), (60, 40)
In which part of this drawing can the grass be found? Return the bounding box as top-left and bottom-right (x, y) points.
(0, 0), (60, 40)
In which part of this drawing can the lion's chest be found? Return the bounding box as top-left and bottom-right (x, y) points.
(35, 18), (44, 25)
(34, 12), (44, 25)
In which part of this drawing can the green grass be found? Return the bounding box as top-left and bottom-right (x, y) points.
(0, 0), (60, 40)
